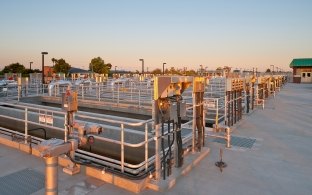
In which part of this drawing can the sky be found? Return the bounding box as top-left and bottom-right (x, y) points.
(0, 0), (311, 72)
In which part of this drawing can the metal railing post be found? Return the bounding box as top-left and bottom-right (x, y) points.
(139, 89), (141, 108)
(54, 84), (57, 97)
(25, 107), (28, 144)
(192, 93), (196, 153)
(145, 123), (148, 171)
(98, 84), (101, 101)
(121, 124), (125, 173)
(226, 127), (231, 148)
(82, 85), (84, 99)
(130, 83), (133, 101)
(117, 85), (120, 106)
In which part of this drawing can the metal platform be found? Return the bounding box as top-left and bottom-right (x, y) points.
(0, 169), (44, 195)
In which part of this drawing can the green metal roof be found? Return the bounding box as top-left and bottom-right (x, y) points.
(289, 58), (312, 67)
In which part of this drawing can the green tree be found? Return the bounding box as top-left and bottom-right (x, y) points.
(151, 68), (162, 75)
(265, 68), (271, 73)
(186, 69), (197, 76)
(89, 57), (111, 74)
(51, 58), (57, 67)
(2, 63), (25, 73)
(54, 58), (71, 74)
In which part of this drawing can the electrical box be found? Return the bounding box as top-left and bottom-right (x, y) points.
(193, 77), (205, 93)
(62, 91), (78, 112)
(226, 78), (243, 91)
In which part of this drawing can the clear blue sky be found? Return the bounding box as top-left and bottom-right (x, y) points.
(0, 0), (311, 72)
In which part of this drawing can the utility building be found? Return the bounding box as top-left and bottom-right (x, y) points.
(290, 58), (312, 83)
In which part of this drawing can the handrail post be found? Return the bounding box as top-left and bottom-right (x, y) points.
(216, 98), (219, 127)
(25, 107), (28, 144)
(130, 82), (133, 101)
(121, 124), (125, 173)
(117, 85), (120, 106)
(98, 84), (101, 101)
(139, 89), (141, 108)
(192, 93), (196, 153)
(145, 123), (148, 171)
(82, 85), (84, 99)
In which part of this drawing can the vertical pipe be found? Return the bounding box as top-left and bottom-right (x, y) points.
(215, 98), (219, 127)
(224, 93), (227, 126)
(25, 108), (28, 144)
(226, 127), (231, 148)
(155, 124), (161, 180)
(145, 123), (148, 171)
(64, 114), (68, 142)
(121, 124), (124, 173)
(234, 90), (237, 124)
(192, 92), (196, 153)
(45, 156), (58, 195)
(161, 119), (165, 180)
(231, 91), (234, 126)
(167, 120), (171, 176)
(251, 83), (254, 110)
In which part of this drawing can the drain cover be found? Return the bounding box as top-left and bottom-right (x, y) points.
(0, 169), (45, 195)
(212, 136), (256, 149)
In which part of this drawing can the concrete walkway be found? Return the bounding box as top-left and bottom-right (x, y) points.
(92, 83), (312, 195)
(0, 83), (311, 195)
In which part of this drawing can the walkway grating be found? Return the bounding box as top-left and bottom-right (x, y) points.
(0, 168), (44, 195)
(211, 136), (256, 149)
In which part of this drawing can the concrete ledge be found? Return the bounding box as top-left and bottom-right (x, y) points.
(86, 166), (149, 193)
(31, 147), (41, 157)
(0, 136), (20, 149)
(147, 147), (210, 192)
(19, 143), (32, 154)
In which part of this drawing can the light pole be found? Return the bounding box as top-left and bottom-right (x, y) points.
(163, 63), (166, 75)
(41, 52), (48, 84)
(30, 62), (33, 70)
(139, 59), (144, 74)
(270, 65), (274, 75)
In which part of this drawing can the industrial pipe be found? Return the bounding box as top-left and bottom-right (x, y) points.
(45, 156), (58, 195)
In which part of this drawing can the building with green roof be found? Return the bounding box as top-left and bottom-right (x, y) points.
(289, 58), (312, 83)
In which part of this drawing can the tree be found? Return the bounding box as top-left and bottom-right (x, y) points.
(151, 68), (162, 75)
(265, 68), (271, 73)
(186, 69), (197, 76)
(53, 58), (71, 74)
(51, 58), (57, 67)
(89, 57), (112, 74)
(2, 63), (25, 73)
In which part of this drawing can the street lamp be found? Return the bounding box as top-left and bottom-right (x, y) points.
(29, 62), (33, 70)
(270, 65), (274, 75)
(163, 63), (166, 75)
(139, 59), (144, 74)
(41, 52), (48, 84)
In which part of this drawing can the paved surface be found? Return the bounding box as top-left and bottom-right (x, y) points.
(0, 83), (312, 195)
